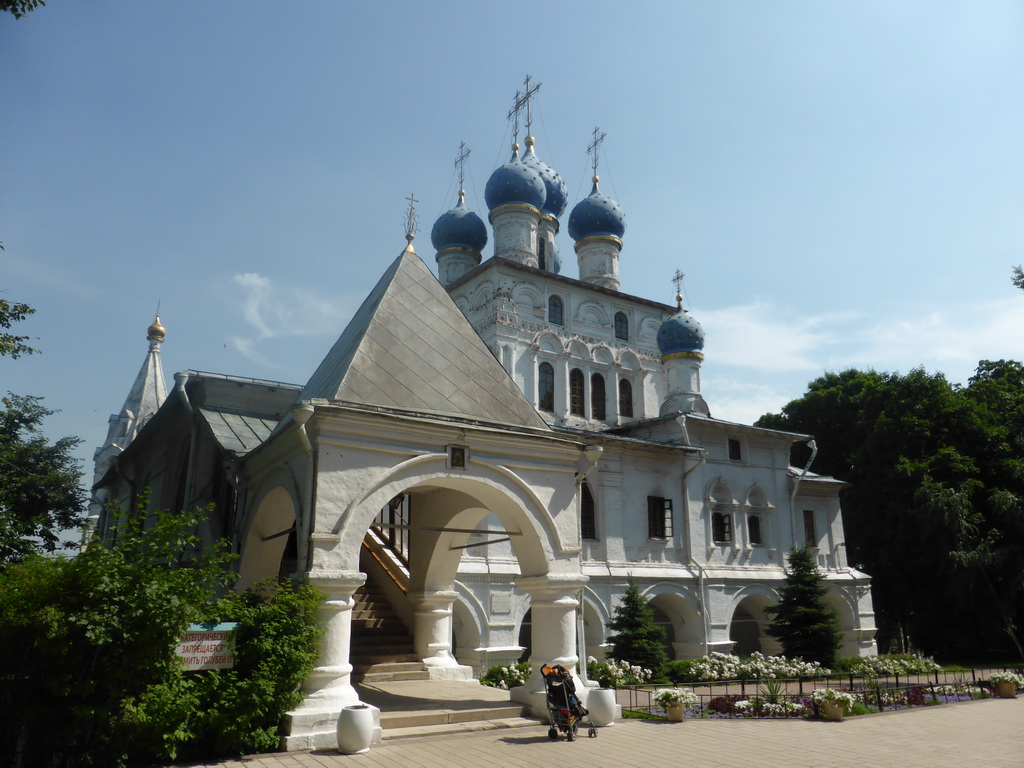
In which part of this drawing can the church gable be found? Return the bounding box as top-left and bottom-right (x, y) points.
(300, 249), (549, 429)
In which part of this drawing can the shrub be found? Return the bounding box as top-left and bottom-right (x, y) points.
(666, 652), (828, 683)
(653, 687), (698, 708)
(0, 499), (323, 766)
(840, 653), (941, 677)
(587, 656), (652, 688)
(480, 662), (531, 690)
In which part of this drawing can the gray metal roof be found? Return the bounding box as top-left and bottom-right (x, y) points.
(300, 249), (549, 430)
(198, 408), (280, 454)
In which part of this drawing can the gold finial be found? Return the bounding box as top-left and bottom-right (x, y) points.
(403, 193), (419, 253)
(525, 135), (535, 149)
(147, 314), (166, 342)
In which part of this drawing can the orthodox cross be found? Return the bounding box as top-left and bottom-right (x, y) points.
(454, 142), (471, 191)
(587, 126), (607, 178)
(506, 75), (542, 145)
(672, 269), (686, 307)
(403, 193), (419, 244)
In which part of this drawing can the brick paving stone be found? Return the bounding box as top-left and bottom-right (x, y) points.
(175, 697), (1023, 768)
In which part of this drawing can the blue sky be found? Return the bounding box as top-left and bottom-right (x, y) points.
(3, 1), (1024, 484)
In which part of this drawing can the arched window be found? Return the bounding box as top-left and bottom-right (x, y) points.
(548, 295), (563, 325)
(569, 368), (585, 416)
(614, 311), (629, 341)
(538, 239), (546, 271)
(538, 362), (555, 412)
(581, 481), (597, 540)
(618, 378), (634, 418)
(748, 515), (763, 545)
(591, 373), (606, 421)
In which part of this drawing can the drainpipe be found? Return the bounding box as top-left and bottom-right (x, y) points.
(680, 443), (709, 657)
(292, 402), (316, 573)
(174, 372), (198, 516)
(790, 439), (817, 544)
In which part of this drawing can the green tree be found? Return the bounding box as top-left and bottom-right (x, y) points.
(757, 362), (1024, 660)
(1012, 265), (1024, 291)
(765, 547), (842, 667)
(606, 577), (668, 678)
(0, 393), (86, 562)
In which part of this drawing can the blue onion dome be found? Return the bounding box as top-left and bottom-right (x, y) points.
(657, 295), (706, 358)
(520, 136), (567, 218)
(568, 176), (626, 241)
(551, 240), (562, 274)
(484, 144), (547, 212)
(431, 190), (488, 253)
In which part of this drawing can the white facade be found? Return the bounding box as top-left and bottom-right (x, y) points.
(94, 126), (876, 751)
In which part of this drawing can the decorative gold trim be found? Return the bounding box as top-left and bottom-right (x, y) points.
(661, 351), (705, 362)
(573, 234), (622, 251)
(489, 203), (542, 219)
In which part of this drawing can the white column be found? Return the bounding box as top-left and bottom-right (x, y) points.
(284, 570), (381, 751)
(511, 574), (588, 716)
(410, 589), (473, 680)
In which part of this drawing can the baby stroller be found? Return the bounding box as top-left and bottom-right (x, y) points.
(542, 664), (597, 741)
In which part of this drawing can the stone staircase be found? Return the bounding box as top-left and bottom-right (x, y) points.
(350, 575), (538, 740)
(350, 580), (426, 684)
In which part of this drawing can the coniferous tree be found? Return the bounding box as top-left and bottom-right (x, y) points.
(765, 547), (842, 667)
(606, 577), (668, 678)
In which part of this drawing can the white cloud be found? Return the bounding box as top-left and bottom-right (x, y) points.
(230, 272), (355, 365)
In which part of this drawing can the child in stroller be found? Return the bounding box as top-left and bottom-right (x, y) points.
(542, 664), (597, 741)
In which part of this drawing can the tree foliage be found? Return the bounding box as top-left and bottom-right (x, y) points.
(606, 577), (668, 678)
(757, 361), (1024, 660)
(0, 499), (324, 766)
(1013, 265), (1024, 291)
(765, 547), (842, 668)
(0, 0), (44, 19)
(0, 393), (86, 562)
(0, 298), (37, 358)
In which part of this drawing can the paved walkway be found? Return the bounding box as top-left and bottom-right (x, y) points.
(178, 696), (1023, 768)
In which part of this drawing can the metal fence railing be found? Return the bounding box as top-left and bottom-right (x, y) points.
(619, 667), (1020, 720)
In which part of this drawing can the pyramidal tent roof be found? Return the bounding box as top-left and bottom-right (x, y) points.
(300, 249), (549, 430)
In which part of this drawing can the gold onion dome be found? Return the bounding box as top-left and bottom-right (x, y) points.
(147, 315), (166, 342)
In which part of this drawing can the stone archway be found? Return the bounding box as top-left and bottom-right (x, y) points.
(825, 588), (860, 657)
(647, 586), (704, 659)
(286, 449), (587, 748)
(729, 592), (777, 657)
(236, 485), (298, 590)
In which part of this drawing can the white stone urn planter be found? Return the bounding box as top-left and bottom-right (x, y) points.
(996, 681), (1018, 699)
(666, 703), (687, 722)
(585, 688), (619, 726)
(821, 701), (845, 722)
(337, 704), (374, 754)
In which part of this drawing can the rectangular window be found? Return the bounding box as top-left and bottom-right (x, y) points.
(712, 512), (732, 544)
(728, 438), (742, 461)
(803, 509), (816, 546)
(648, 496), (673, 539)
(748, 514), (762, 545)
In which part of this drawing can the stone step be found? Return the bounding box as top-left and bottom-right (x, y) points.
(381, 716), (541, 741)
(354, 661), (425, 674)
(351, 652), (420, 666)
(360, 669), (431, 683)
(380, 705), (528, 730)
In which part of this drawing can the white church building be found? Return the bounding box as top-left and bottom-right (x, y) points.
(91, 95), (876, 749)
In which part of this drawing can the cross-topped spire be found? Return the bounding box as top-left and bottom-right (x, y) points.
(587, 126), (607, 179)
(454, 142), (471, 195)
(672, 269), (686, 309)
(506, 75), (542, 147)
(403, 193), (419, 252)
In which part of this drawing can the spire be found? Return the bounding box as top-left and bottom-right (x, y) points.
(403, 193), (418, 254)
(587, 126), (607, 187)
(92, 313), (170, 490)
